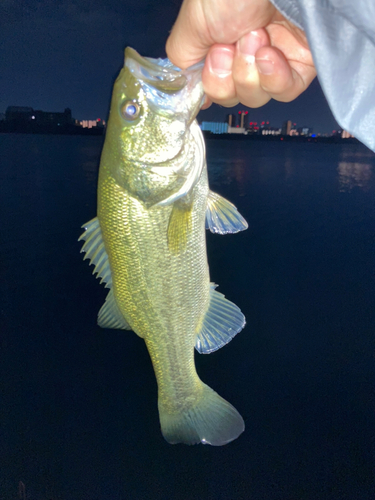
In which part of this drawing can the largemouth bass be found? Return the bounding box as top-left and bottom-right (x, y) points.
(80, 47), (248, 446)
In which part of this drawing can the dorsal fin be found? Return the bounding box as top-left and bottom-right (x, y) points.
(79, 217), (112, 288)
(195, 284), (245, 354)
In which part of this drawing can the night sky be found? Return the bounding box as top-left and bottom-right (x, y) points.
(1, 0), (340, 134)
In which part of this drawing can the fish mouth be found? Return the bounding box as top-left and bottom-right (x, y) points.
(124, 47), (205, 125)
(125, 47), (189, 94)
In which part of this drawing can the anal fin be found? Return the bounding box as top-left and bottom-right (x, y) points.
(80, 218), (140, 335)
(195, 284), (245, 354)
(98, 289), (134, 331)
(206, 191), (248, 234)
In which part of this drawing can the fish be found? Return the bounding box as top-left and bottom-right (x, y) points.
(79, 47), (248, 446)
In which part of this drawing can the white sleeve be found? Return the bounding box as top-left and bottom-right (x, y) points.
(270, 0), (375, 152)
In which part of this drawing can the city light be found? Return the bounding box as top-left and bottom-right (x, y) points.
(1, 105), (354, 141)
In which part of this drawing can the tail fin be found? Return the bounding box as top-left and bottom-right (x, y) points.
(158, 383), (244, 446)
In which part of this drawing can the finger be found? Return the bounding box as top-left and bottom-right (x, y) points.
(200, 96), (212, 110)
(166, 0), (277, 70)
(255, 46), (316, 102)
(231, 29), (272, 108)
(166, 0), (213, 69)
(201, 44), (239, 107)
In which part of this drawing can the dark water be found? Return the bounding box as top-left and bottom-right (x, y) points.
(1, 134), (375, 500)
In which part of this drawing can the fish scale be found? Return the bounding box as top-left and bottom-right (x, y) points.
(80, 47), (248, 445)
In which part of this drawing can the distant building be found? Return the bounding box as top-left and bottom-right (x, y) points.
(1, 106), (108, 135)
(247, 121), (261, 134)
(200, 121), (228, 134)
(81, 120), (97, 129)
(281, 120), (292, 135)
(262, 127), (281, 136)
(298, 126), (312, 136)
(5, 106), (73, 127)
(226, 114), (235, 127)
(34, 107), (73, 126)
(6, 106), (34, 123)
(80, 118), (106, 129)
(341, 130), (354, 138)
(0, 113), (5, 122)
(96, 118), (105, 128)
(238, 110), (248, 129)
(259, 121), (268, 132)
(228, 126), (246, 134)
(332, 129), (343, 137)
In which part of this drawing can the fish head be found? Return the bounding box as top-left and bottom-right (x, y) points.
(102, 47), (205, 206)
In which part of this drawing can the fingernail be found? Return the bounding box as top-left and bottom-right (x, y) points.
(207, 48), (233, 77)
(256, 58), (274, 75)
(238, 31), (263, 62)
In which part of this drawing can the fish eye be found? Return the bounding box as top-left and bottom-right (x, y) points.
(121, 100), (141, 121)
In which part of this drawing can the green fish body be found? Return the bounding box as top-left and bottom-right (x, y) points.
(80, 48), (248, 445)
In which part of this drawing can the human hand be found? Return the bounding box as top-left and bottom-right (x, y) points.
(166, 0), (316, 109)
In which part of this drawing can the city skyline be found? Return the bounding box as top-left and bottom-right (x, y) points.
(1, 102), (341, 138)
(0, 79), (340, 137)
(2, 104), (353, 143)
(197, 77), (340, 135)
(2, 0), (340, 135)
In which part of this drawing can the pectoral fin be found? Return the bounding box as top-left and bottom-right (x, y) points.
(79, 217), (112, 288)
(195, 284), (245, 354)
(97, 289), (134, 331)
(167, 203), (192, 254)
(206, 191), (248, 234)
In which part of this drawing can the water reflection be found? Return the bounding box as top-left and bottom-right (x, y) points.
(284, 157), (294, 180)
(206, 141), (375, 198)
(337, 161), (373, 192)
(232, 159), (248, 196)
(80, 144), (101, 187)
(208, 155), (248, 195)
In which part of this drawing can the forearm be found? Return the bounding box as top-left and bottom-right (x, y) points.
(270, 0), (375, 151)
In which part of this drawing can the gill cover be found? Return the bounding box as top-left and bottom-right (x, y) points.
(102, 47), (206, 208)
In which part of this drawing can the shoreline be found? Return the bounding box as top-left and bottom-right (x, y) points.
(0, 127), (360, 145)
(202, 132), (360, 145)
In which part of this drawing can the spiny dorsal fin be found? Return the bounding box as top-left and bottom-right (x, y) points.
(167, 204), (192, 255)
(206, 191), (248, 234)
(195, 284), (245, 354)
(79, 217), (112, 288)
(97, 289), (134, 331)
